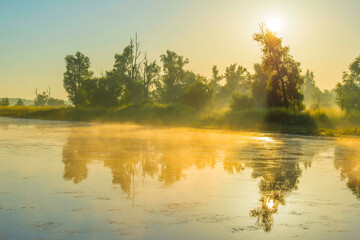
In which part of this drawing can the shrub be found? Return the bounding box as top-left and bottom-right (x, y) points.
(47, 97), (66, 107)
(229, 93), (254, 111)
(182, 81), (213, 109)
(265, 107), (316, 128)
(0, 98), (10, 106)
(15, 99), (25, 106)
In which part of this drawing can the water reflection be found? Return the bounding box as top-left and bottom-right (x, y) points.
(60, 124), (360, 233)
(61, 125), (324, 232)
(62, 125), (222, 195)
(234, 138), (318, 232)
(334, 139), (360, 199)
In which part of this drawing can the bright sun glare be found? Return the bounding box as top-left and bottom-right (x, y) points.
(265, 16), (284, 33)
(266, 199), (274, 209)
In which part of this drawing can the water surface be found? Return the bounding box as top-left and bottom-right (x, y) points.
(0, 118), (359, 239)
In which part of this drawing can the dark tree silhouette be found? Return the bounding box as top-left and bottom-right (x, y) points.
(253, 24), (304, 110)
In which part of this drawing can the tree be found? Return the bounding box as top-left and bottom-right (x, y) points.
(301, 70), (335, 109)
(230, 92), (254, 111)
(15, 98), (24, 106)
(142, 56), (160, 102)
(159, 50), (193, 103)
(211, 65), (222, 91)
(47, 98), (66, 106)
(34, 88), (49, 106)
(253, 24), (304, 110)
(335, 55), (360, 112)
(63, 52), (93, 106)
(182, 77), (213, 109)
(302, 70), (322, 109)
(110, 35), (146, 105)
(223, 64), (250, 94)
(251, 63), (268, 107)
(0, 98), (9, 106)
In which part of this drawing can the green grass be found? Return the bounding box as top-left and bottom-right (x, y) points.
(1, 105), (360, 136)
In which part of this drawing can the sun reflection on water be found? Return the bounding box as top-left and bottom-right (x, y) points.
(266, 199), (274, 209)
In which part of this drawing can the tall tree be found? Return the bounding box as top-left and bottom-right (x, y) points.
(251, 63), (268, 107)
(159, 50), (193, 103)
(34, 88), (49, 106)
(253, 24), (304, 110)
(111, 34), (145, 104)
(211, 65), (222, 91)
(335, 54), (360, 112)
(142, 56), (160, 101)
(223, 64), (250, 94)
(63, 52), (93, 106)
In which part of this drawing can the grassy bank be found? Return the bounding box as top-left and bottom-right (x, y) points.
(0, 105), (359, 136)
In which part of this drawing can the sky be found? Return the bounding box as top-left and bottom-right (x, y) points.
(0, 0), (359, 99)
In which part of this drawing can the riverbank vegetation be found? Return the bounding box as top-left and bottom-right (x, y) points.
(1, 26), (359, 136)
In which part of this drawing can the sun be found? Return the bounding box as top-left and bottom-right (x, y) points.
(265, 15), (284, 33)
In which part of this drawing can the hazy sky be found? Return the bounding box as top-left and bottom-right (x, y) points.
(0, 0), (359, 99)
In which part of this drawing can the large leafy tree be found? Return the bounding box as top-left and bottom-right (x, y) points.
(223, 64), (250, 94)
(34, 88), (49, 106)
(335, 55), (360, 112)
(110, 35), (146, 104)
(63, 52), (93, 106)
(253, 24), (304, 110)
(142, 57), (160, 101)
(159, 50), (194, 103)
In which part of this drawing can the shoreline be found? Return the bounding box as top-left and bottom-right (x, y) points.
(0, 106), (359, 137)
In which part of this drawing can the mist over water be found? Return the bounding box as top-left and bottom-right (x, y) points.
(0, 118), (359, 239)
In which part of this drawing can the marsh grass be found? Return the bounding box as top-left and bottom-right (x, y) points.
(1, 105), (359, 136)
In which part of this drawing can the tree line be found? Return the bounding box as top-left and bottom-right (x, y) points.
(63, 26), (358, 113)
(2, 25), (358, 113)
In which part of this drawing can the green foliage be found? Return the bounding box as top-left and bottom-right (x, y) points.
(223, 64), (250, 94)
(0, 98), (10, 106)
(159, 50), (194, 103)
(264, 108), (316, 131)
(230, 92), (254, 111)
(251, 63), (268, 107)
(302, 70), (335, 109)
(335, 55), (360, 112)
(34, 89), (49, 106)
(15, 98), (24, 106)
(211, 65), (222, 91)
(34, 88), (66, 107)
(111, 36), (145, 104)
(63, 51), (93, 106)
(47, 97), (66, 106)
(182, 79), (213, 109)
(142, 59), (161, 101)
(212, 63), (252, 109)
(4, 105), (360, 136)
(253, 24), (304, 110)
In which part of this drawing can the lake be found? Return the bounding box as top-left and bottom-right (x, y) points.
(0, 118), (359, 240)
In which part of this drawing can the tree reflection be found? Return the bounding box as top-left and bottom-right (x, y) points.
(61, 126), (223, 196)
(244, 137), (318, 232)
(334, 140), (360, 199)
(61, 126), (320, 232)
